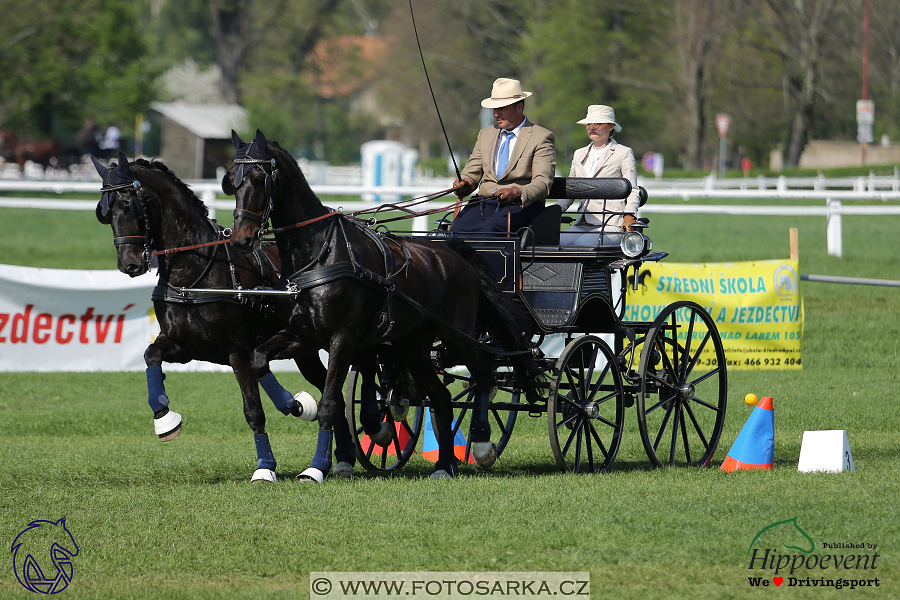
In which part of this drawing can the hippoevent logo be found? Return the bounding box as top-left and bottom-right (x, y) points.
(0, 304), (135, 345)
(746, 517), (880, 590)
(11, 518), (79, 594)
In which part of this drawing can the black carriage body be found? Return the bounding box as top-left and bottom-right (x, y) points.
(442, 177), (667, 340)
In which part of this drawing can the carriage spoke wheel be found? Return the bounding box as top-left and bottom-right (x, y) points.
(637, 301), (727, 468)
(346, 362), (423, 471)
(442, 370), (518, 464)
(548, 336), (624, 474)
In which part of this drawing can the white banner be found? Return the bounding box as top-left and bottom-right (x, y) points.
(0, 265), (158, 371)
(0, 265), (305, 372)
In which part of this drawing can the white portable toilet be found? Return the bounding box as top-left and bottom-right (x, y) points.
(361, 140), (407, 202)
(401, 148), (419, 186)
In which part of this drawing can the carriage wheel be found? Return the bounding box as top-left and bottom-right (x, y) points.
(548, 335), (625, 473)
(345, 363), (423, 472)
(636, 301), (727, 468)
(440, 370), (519, 463)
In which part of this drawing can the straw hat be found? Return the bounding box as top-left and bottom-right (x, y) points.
(576, 105), (622, 132)
(481, 78), (533, 109)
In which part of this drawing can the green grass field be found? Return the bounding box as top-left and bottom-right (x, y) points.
(1, 198), (898, 599)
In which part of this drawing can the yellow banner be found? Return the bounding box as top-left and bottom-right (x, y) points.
(625, 260), (803, 370)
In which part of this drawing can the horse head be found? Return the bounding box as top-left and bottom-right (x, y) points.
(223, 129), (277, 253)
(12, 518), (79, 594)
(93, 151), (156, 277)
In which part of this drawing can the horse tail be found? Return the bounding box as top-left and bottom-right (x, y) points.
(445, 239), (545, 403)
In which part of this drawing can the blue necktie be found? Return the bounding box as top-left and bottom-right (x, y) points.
(496, 131), (511, 177)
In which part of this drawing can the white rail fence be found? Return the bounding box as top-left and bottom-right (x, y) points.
(2, 180), (900, 259)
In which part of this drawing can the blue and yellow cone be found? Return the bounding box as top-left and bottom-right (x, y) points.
(721, 396), (774, 472)
(421, 411), (476, 464)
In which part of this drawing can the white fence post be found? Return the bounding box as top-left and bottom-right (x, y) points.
(826, 198), (842, 258)
(412, 214), (428, 233)
(202, 189), (217, 221)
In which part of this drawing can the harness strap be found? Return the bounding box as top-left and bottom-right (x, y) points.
(284, 219), (529, 356)
(114, 236), (144, 246)
(151, 280), (244, 306)
(234, 208), (264, 224)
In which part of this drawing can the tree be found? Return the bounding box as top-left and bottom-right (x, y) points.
(0, 0), (158, 140)
(755, 0), (842, 167)
(863, 0), (900, 140)
(208, 0), (343, 105)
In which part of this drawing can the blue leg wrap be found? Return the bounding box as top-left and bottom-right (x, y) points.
(146, 366), (169, 413)
(333, 415), (356, 466)
(310, 429), (334, 473)
(259, 373), (297, 415)
(254, 434), (276, 471)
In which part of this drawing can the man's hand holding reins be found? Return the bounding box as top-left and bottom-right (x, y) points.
(453, 178), (475, 199)
(495, 185), (522, 206)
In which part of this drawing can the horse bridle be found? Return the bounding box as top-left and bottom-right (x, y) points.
(229, 152), (279, 236)
(101, 179), (154, 271)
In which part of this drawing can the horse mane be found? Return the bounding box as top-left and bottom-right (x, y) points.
(131, 158), (209, 219)
(267, 141), (323, 207)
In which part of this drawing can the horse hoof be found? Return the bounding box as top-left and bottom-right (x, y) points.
(251, 468), (277, 483)
(154, 411), (183, 442)
(333, 462), (354, 479)
(430, 469), (454, 480)
(472, 442), (497, 469)
(369, 422), (393, 447)
(292, 391), (318, 421)
(297, 467), (325, 483)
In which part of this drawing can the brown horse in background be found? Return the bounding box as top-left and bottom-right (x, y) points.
(0, 130), (69, 176)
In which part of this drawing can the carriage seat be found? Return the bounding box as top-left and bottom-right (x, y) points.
(520, 177), (641, 248)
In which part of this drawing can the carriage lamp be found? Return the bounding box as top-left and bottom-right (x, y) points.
(620, 231), (647, 258)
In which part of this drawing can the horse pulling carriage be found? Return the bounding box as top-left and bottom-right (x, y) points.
(95, 129), (728, 481)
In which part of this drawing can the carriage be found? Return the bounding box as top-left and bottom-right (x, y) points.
(98, 131), (727, 481)
(344, 176), (728, 474)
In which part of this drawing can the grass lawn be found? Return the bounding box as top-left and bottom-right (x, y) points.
(1, 198), (898, 598)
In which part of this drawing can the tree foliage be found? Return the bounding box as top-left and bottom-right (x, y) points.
(0, 0), (897, 169)
(0, 0), (158, 140)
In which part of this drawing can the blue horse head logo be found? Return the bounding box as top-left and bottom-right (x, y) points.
(11, 518), (79, 594)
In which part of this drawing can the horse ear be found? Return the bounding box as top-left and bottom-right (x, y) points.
(231, 129), (244, 150)
(90, 154), (108, 178)
(117, 150), (130, 172)
(254, 129), (268, 148)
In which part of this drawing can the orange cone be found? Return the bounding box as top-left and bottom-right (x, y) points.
(721, 396), (774, 472)
(360, 420), (410, 457)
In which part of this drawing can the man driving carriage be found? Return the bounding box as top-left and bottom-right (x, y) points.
(450, 78), (556, 234)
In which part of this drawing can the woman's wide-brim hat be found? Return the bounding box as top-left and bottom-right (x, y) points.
(481, 78), (533, 109)
(577, 105), (622, 132)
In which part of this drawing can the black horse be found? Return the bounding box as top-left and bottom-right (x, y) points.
(93, 151), (338, 482)
(223, 130), (541, 480)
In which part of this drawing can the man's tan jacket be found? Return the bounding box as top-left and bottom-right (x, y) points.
(460, 119), (556, 207)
